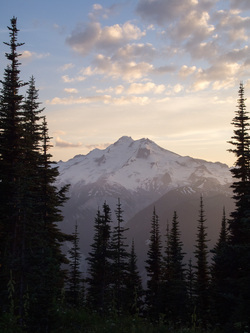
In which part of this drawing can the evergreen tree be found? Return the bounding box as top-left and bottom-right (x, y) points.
(145, 207), (163, 320)
(0, 18), (70, 331)
(228, 82), (250, 242)
(193, 196), (210, 326)
(226, 82), (250, 328)
(0, 17), (27, 320)
(210, 208), (230, 326)
(26, 103), (70, 333)
(186, 258), (195, 316)
(87, 202), (112, 314)
(67, 221), (83, 308)
(161, 220), (171, 318)
(167, 211), (187, 323)
(110, 198), (129, 314)
(125, 239), (143, 315)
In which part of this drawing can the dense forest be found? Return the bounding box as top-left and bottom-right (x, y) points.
(0, 17), (249, 333)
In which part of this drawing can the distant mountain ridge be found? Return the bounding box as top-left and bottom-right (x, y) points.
(56, 136), (234, 272)
(57, 135), (231, 194)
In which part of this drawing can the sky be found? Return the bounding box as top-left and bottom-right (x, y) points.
(1, 0), (250, 166)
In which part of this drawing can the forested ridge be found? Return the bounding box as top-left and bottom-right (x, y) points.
(0, 18), (249, 333)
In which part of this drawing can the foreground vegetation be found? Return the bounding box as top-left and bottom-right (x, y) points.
(0, 308), (228, 333)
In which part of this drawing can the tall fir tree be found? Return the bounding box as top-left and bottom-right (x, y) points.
(26, 101), (70, 333)
(145, 207), (163, 320)
(167, 211), (187, 323)
(226, 82), (250, 328)
(125, 239), (143, 315)
(228, 82), (250, 243)
(0, 17), (27, 320)
(161, 220), (171, 317)
(67, 221), (83, 308)
(110, 198), (129, 314)
(193, 196), (210, 326)
(186, 258), (195, 317)
(86, 202), (112, 314)
(0, 18), (70, 332)
(210, 208), (230, 326)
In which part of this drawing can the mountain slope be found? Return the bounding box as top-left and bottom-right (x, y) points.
(56, 136), (233, 271)
(126, 187), (234, 281)
(58, 136), (231, 193)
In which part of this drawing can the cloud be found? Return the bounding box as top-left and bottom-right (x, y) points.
(191, 61), (241, 91)
(47, 94), (150, 106)
(62, 75), (86, 83)
(152, 65), (176, 74)
(113, 43), (156, 61)
(64, 88), (78, 94)
(173, 84), (184, 93)
(230, 0), (250, 10)
(85, 142), (110, 150)
(90, 54), (155, 81)
(171, 10), (214, 42)
(165, 84), (184, 95)
(66, 21), (145, 56)
(185, 39), (219, 61)
(88, 3), (120, 20)
(93, 4), (102, 10)
(127, 82), (165, 94)
(215, 9), (250, 43)
(48, 96), (109, 105)
(59, 63), (75, 71)
(53, 130), (66, 136)
(223, 46), (249, 63)
(115, 85), (125, 94)
(55, 137), (83, 148)
(96, 85), (124, 95)
(93, 82), (166, 95)
(20, 50), (50, 60)
(136, 0), (196, 26)
(179, 65), (197, 77)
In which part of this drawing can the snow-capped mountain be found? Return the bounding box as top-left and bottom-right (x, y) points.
(56, 136), (234, 272)
(57, 135), (231, 195)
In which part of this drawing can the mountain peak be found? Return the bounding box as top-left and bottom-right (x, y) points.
(57, 136), (232, 191)
(114, 136), (133, 145)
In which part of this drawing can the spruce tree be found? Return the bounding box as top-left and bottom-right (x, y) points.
(193, 196), (210, 326)
(228, 82), (250, 243)
(0, 16), (28, 322)
(67, 221), (83, 308)
(186, 258), (195, 316)
(161, 220), (171, 318)
(110, 198), (129, 314)
(26, 104), (70, 333)
(167, 211), (187, 323)
(210, 208), (230, 326)
(125, 239), (143, 315)
(0, 18), (70, 331)
(145, 207), (163, 320)
(226, 82), (250, 327)
(87, 202), (112, 314)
